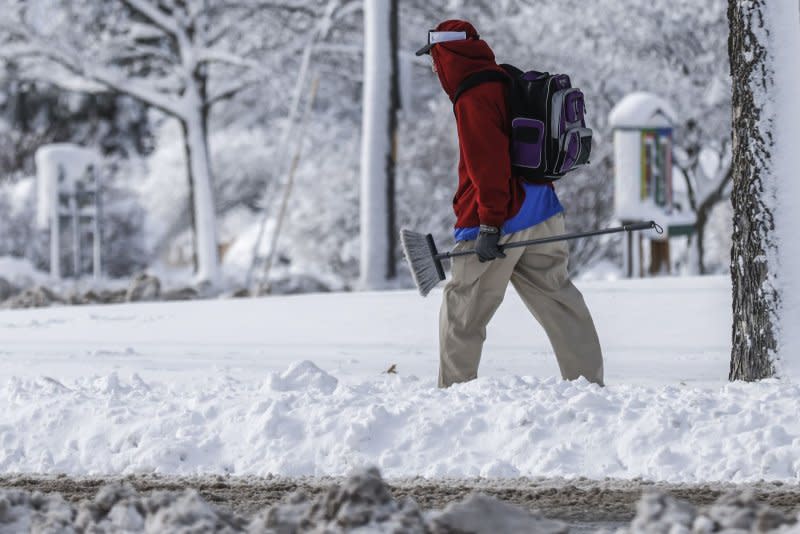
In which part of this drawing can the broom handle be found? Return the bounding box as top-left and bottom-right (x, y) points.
(437, 221), (662, 260)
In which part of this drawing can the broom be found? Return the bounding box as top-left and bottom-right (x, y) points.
(400, 220), (662, 296)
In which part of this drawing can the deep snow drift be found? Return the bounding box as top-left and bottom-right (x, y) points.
(2, 361), (799, 481)
(3, 275), (797, 482)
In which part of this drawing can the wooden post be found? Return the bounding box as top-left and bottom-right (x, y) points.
(649, 239), (671, 275)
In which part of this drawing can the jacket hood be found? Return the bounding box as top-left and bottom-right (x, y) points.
(430, 20), (504, 101)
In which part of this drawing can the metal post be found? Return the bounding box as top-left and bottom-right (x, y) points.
(92, 166), (103, 279)
(50, 165), (64, 279)
(623, 227), (631, 278)
(637, 233), (644, 277)
(71, 180), (81, 278)
(50, 199), (60, 279)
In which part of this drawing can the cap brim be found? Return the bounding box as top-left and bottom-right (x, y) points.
(415, 43), (433, 56)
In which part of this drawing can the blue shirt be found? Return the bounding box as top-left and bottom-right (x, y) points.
(454, 183), (563, 241)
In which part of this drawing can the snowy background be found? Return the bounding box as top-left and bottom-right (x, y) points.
(6, 276), (800, 482)
(0, 0), (731, 294)
(5, 0), (795, 496)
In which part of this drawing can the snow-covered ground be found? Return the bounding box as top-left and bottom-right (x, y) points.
(2, 276), (798, 482)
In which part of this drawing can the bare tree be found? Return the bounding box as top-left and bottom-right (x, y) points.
(674, 123), (733, 274)
(727, 0), (780, 380)
(0, 0), (317, 286)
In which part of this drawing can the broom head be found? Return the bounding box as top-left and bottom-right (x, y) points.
(400, 229), (446, 297)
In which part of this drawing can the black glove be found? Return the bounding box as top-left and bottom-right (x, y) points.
(475, 225), (506, 263)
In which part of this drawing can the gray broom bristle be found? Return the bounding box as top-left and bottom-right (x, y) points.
(400, 229), (444, 297)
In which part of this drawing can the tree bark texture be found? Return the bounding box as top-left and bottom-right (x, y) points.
(727, 0), (780, 381)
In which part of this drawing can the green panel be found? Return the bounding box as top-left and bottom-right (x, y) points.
(668, 224), (695, 237)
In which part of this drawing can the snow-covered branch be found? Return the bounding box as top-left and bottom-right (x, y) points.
(210, 0), (318, 19)
(196, 48), (259, 69)
(84, 70), (182, 117)
(115, 45), (177, 69)
(330, 1), (363, 24)
(202, 0), (321, 46)
(1, 39), (180, 117)
(205, 79), (264, 109)
(314, 43), (363, 56)
(119, 0), (183, 39)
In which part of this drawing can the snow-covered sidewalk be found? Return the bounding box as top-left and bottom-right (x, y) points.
(4, 275), (796, 482)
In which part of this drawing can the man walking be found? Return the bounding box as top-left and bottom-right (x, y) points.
(416, 20), (604, 388)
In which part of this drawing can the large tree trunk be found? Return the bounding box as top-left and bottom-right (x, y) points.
(359, 0), (400, 289)
(180, 119), (200, 273)
(180, 97), (220, 287)
(695, 211), (707, 275)
(728, 0), (780, 380)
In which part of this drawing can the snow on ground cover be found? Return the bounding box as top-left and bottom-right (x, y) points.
(1, 362), (799, 482)
(3, 275), (790, 482)
(0, 276), (731, 386)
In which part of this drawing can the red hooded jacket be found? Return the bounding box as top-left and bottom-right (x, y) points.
(430, 20), (526, 229)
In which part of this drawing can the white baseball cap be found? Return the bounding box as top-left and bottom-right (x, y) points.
(415, 30), (473, 56)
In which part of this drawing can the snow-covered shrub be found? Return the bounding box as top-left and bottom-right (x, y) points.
(271, 116), (362, 286)
(210, 127), (275, 214)
(134, 120), (191, 260)
(0, 178), (48, 269)
(102, 193), (148, 278)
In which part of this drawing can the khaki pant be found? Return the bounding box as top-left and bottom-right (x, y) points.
(439, 212), (604, 388)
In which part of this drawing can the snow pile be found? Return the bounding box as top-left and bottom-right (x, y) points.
(263, 360), (339, 394)
(0, 468), (566, 533)
(0, 489), (75, 533)
(623, 491), (798, 533)
(0, 256), (49, 288)
(2, 363), (800, 482)
(249, 467), (429, 533)
(0, 482), (242, 533)
(428, 494), (566, 534)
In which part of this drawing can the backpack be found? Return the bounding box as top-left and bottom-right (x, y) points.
(453, 64), (592, 183)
